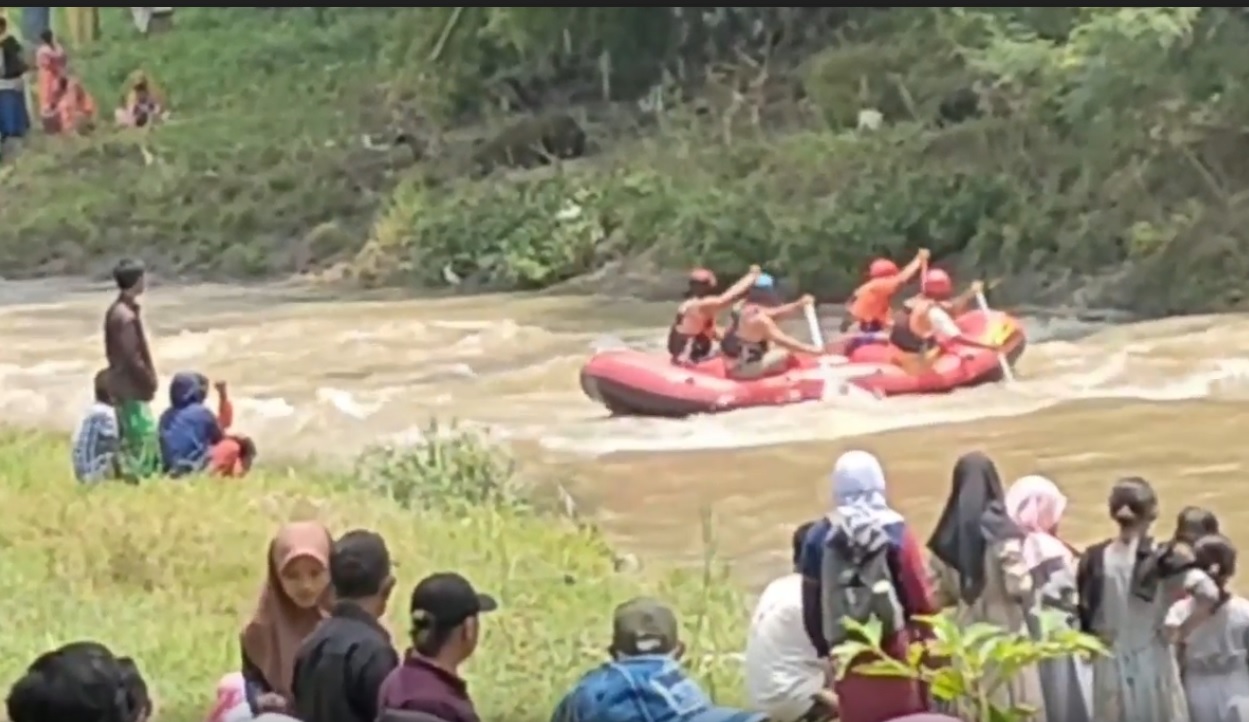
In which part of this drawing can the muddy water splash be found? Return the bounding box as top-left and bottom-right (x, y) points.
(5, 278), (1249, 583)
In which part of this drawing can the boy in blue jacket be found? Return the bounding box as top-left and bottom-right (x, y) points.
(158, 371), (256, 477)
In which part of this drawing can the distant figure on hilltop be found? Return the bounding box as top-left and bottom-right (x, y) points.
(34, 28), (95, 135)
(116, 70), (167, 128)
(44, 74), (97, 135)
(0, 15), (31, 152)
(34, 29), (66, 118)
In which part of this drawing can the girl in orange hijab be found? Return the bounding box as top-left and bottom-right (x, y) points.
(239, 521), (333, 716)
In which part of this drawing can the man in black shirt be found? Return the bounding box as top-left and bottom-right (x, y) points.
(293, 529), (400, 722)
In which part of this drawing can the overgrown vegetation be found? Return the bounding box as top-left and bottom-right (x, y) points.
(352, 419), (528, 511)
(0, 9), (401, 277)
(5, 9), (1249, 314)
(0, 427), (747, 719)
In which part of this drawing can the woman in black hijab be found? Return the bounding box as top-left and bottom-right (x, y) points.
(927, 451), (1019, 606)
(926, 452), (1046, 717)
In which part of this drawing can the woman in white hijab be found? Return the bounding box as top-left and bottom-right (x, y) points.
(798, 450), (937, 722)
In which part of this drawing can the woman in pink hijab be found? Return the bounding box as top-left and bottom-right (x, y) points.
(1004, 474), (1092, 722)
(239, 521), (333, 717)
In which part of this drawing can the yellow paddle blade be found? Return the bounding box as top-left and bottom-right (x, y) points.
(984, 318), (1017, 347)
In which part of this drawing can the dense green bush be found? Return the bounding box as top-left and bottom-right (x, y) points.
(10, 8), (1249, 314)
(352, 420), (528, 512)
(361, 125), (1053, 299)
(360, 7), (1249, 313)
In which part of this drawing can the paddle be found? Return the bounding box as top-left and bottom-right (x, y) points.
(974, 287), (1016, 384)
(803, 301), (825, 349)
(803, 297), (881, 401)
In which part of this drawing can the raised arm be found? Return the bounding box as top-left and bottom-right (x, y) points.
(704, 265), (762, 311)
(897, 249), (930, 284)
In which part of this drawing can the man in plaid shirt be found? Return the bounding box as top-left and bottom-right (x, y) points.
(71, 369), (120, 483)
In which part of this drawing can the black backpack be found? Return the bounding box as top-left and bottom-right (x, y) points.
(820, 511), (904, 649)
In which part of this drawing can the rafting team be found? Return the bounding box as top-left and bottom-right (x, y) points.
(667, 251), (1006, 378)
(71, 259), (257, 485)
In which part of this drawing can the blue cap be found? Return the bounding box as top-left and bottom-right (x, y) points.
(753, 273), (774, 289)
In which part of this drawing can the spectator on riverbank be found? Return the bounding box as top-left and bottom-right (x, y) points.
(34, 29), (66, 125)
(0, 16), (31, 152)
(71, 368), (120, 483)
(115, 70), (167, 128)
(241, 521), (333, 718)
(926, 453), (1047, 717)
(159, 372), (257, 478)
(799, 450), (934, 722)
(104, 258), (162, 480)
(745, 521), (834, 722)
(45, 74), (97, 135)
(378, 572), (498, 722)
(1078, 476), (1219, 722)
(293, 529), (399, 722)
(1002, 473), (1091, 722)
(5, 641), (152, 722)
(550, 597), (764, 722)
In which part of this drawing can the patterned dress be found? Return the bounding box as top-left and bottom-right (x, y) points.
(1169, 595), (1249, 722)
(1089, 538), (1216, 722)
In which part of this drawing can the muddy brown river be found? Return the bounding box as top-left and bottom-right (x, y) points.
(6, 278), (1249, 584)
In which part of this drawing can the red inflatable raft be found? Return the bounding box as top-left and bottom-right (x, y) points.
(579, 308), (1026, 417)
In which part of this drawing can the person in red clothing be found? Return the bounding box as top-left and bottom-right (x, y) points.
(844, 249), (930, 336)
(798, 450), (936, 722)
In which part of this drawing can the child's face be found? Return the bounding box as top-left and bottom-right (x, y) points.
(277, 555), (328, 609)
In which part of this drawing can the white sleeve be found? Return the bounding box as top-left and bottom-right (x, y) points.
(925, 306), (961, 338)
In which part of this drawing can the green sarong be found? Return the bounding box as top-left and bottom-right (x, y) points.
(115, 400), (161, 481)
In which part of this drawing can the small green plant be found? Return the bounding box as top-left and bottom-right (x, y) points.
(831, 612), (1106, 722)
(352, 419), (527, 512)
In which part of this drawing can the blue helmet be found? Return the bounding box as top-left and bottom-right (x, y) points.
(753, 273), (775, 289)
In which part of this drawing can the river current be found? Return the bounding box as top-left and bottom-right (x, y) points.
(6, 278), (1248, 582)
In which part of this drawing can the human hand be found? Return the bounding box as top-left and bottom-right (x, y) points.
(917, 248), (931, 260)
(748, 264), (761, 275)
(256, 693), (287, 713)
(214, 380), (228, 395)
(800, 293), (815, 307)
(970, 280), (985, 294)
(813, 689), (840, 712)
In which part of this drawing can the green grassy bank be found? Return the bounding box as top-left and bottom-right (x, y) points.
(0, 429), (747, 719)
(5, 9), (1249, 314)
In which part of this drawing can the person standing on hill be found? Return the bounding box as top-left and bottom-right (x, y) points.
(104, 258), (161, 481)
(0, 15), (31, 151)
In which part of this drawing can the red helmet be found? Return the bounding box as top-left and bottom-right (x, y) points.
(868, 258), (899, 279)
(921, 269), (953, 299)
(688, 268), (717, 286)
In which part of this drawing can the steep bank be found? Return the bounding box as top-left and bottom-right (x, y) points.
(4, 9), (1249, 316)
